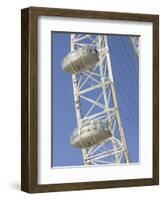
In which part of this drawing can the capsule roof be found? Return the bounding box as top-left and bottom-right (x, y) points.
(62, 47), (99, 74)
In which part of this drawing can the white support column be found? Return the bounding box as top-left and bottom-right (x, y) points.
(69, 33), (130, 165)
(71, 34), (89, 165)
(71, 34), (81, 127)
(104, 36), (130, 163)
(98, 36), (121, 163)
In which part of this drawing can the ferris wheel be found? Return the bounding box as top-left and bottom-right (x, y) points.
(62, 33), (133, 165)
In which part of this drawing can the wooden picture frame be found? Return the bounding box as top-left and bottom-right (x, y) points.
(21, 6), (159, 193)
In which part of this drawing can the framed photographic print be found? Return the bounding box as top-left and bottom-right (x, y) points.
(21, 7), (159, 193)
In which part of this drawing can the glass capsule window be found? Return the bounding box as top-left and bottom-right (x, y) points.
(92, 123), (97, 130)
(87, 48), (93, 54)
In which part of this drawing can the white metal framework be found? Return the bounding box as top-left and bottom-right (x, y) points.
(130, 36), (139, 57)
(71, 34), (130, 165)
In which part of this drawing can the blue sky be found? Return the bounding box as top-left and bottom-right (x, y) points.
(51, 32), (139, 167)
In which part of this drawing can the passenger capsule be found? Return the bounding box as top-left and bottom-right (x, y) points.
(70, 120), (112, 149)
(62, 47), (99, 74)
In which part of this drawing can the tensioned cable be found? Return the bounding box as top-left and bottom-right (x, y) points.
(114, 74), (138, 125)
(113, 77), (138, 126)
(116, 36), (138, 81)
(120, 37), (138, 78)
(108, 37), (138, 126)
(108, 38), (138, 107)
(112, 37), (138, 92)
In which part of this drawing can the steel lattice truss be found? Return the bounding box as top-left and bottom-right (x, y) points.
(71, 34), (130, 165)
